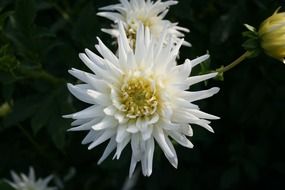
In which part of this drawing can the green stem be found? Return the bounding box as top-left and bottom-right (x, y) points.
(216, 51), (252, 74)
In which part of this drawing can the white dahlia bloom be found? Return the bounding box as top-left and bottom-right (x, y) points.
(7, 167), (56, 190)
(97, 0), (190, 48)
(64, 22), (219, 177)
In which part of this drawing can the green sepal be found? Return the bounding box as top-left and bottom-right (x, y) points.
(199, 57), (211, 85)
(215, 66), (225, 81)
(242, 24), (262, 58)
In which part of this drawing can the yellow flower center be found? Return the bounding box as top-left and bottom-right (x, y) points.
(120, 77), (159, 119)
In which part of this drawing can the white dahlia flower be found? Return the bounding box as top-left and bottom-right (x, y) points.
(64, 22), (219, 177)
(6, 167), (56, 190)
(97, 0), (190, 48)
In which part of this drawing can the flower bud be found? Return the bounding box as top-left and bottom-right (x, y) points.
(258, 8), (285, 63)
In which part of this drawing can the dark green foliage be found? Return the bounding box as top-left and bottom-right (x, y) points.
(0, 180), (14, 190)
(0, 0), (284, 190)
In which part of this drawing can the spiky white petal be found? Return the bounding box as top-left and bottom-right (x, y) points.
(6, 167), (56, 190)
(65, 22), (219, 177)
(97, 0), (190, 48)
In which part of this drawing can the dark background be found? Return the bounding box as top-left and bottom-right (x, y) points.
(0, 0), (285, 189)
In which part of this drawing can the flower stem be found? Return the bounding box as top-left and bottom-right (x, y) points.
(216, 51), (252, 74)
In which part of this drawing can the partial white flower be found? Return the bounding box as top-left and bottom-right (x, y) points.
(6, 167), (56, 190)
(97, 0), (190, 48)
(64, 22), (219, 177)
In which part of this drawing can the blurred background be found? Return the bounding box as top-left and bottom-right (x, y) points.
(0, 0), (285, 189)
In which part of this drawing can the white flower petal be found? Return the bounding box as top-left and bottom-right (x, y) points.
(70, 69), (110, 93)
(175, 59), (192, 79)
(8, 168), (56, 190)
(181, 87), (220, 102)
(153, 127), (175, 158)
(68, 118), (101, 131)
(82, 130), (102, 144)
(193, 120), (215, 133)
(71, 118), (91, 126)
(86, 89), (111, 106)
(96, 37), (119, 66)
(129, 154), (138, 178)
(190, 54), (210, 68)
(11, 171), (21, 184)
(131, 133), (141, 161)
(85, 48), (105, 69)
(104, 105), (117, 116)
(114, 133), (131, 159)
(145, 137), (154, 176)
(97, 12), (124, 22)
(42, 175), (53, 186)
(78, 53), (105, 76)
(168, 131), (194, 148)
(68, 68), (97, 83)
(98, 137), (117, 164)
(127, 120), (139, 133)
(164, 135), (178, 168)
(67, 83), (97, 104)
(63, 105), (103, 120)
(187, 73), (217, 86)
(92, 116), (117, 131)
(141, 124), (153, 141)
(116, 124), (128, 143)
(88, 129), (116, 150)
(180, 124), (193, 137)
(188, 109), (220, 120)
(118, 21), (132, 52)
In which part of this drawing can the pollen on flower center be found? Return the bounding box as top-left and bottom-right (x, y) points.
(120, 77), (159, 118)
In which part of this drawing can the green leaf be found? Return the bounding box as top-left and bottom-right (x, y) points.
(3, 95), (39, 127)
(15, 0), (36, 30)
(72, 3), (100, 47)
(0, 52), (19, 74)
(1, 83), (14, 101)
(0, 1), (13, 12)
(31, 95), (55, 135)
(47, 113), (69, 151)
(46, 87), (72, 150)
(0, 11), (13, 30)
(0, 180), (15, 190)
(0, 71), (17, 83)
